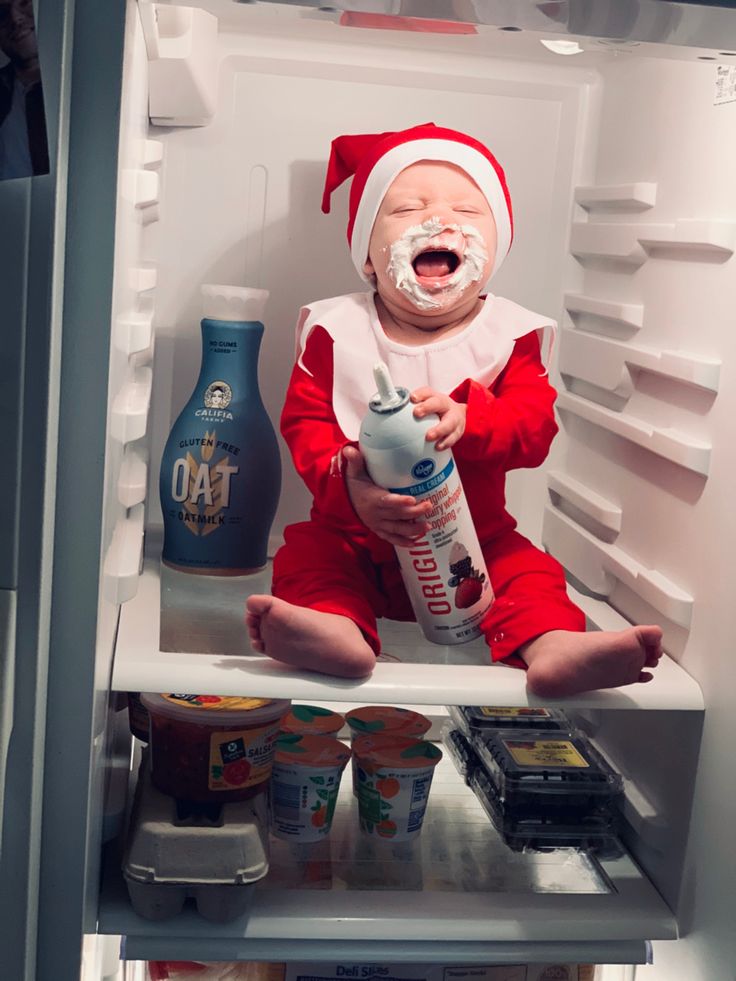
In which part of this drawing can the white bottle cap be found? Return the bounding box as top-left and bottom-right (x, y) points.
(201, 284), (269, 322)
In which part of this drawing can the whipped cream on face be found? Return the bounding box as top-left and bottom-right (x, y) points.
(386, 217), (489, 311)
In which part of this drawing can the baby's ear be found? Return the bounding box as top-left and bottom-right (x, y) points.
(363, 257), (375, 277)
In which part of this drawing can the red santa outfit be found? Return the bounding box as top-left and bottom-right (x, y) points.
(272, 124), (585, 667)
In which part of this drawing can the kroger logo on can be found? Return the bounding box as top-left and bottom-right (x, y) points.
(412, 459), (435, 480)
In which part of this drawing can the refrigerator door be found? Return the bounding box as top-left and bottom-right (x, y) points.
(33, 0), (130, 979)
(1, 1), (127, 980)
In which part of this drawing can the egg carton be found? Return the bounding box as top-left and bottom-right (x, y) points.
(122, 756), (270, 922)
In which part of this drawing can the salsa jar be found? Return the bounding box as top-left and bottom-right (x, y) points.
(140, 694), (290, 802)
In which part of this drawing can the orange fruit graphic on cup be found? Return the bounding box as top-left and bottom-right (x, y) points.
(376, 776), (400, 798)
(311, 805), (328, 828)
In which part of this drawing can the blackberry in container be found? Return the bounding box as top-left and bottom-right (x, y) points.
(472, 728), (624, 818)
(470, 768), (622, 854)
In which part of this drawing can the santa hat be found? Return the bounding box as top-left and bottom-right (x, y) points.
(321, 122), (514, 285)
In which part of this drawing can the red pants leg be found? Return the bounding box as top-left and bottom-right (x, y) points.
(272, 521), (412, 656)
(480, 530), (586, 668)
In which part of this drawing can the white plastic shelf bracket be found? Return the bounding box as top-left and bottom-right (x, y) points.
(110, 366), (153, 444)
(141, 138), (164, 169)
(146, 4), (219, 127)
(103, 503), (146, 605)
(547, 470), (623, 537)
(564, 293), (644, 331)
(574, 182), (657, 212)
(128, 266), (157, 294)
(114, 310), (154, 357)
(542, 504), (694, 628)
(571, 220), (736, 266)
(121, 168), (160, 210)
(556, 390), (712, 476)
(118, 444), (150, 508)
(559, 328), (721, 395)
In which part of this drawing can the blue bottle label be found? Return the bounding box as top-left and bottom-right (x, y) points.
(167, 429), (241, 532)
(160, 318), (281, 573)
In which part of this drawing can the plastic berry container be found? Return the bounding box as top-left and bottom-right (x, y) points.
(140, 694), (290, 803)
(441, 725), (481, 785)
(471, 728), (624, 817)
(449, 705), (570, 736)
(469, 768), (621, 854)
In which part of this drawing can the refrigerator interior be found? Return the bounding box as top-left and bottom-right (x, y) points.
(38, 1), (736, 980)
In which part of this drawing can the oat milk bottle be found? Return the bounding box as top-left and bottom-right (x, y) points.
(159, 285), (281, 574)
(359, 362), (493, 644)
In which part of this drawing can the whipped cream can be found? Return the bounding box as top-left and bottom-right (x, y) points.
(359, 363), (493, 645)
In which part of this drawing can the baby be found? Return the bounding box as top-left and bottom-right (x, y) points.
(246, 123), (662, 697)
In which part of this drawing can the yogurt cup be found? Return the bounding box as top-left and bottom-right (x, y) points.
(280, 704), (345, 738)
(270, 733), (351, 842)
(141, 694), (290, 803)
(345, 706), (431, 796)
(354, 734), (443, 841)
(345, 705), (432, 740)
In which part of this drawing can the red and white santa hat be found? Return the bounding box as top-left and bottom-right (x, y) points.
(321, 122), (514, 285)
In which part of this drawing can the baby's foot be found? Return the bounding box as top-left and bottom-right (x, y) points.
(521, 625), (663, 699)
(245, 595), (375, 679)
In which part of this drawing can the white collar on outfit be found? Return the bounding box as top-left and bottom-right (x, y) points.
(295, 291), (555, 441)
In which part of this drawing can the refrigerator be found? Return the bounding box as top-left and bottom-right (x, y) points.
(1, 0), (735, 979)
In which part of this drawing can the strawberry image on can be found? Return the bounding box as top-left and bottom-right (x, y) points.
(447, 541), (486, 609)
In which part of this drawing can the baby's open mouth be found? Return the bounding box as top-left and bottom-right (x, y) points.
(412, 249), (461, 280)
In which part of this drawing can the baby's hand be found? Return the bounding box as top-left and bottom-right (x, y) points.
(343, 445), (432, 547)
(410, 387), (467, 450)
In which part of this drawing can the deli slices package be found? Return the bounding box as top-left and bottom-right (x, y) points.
(472, 729), (624, 814)
(449, 705), (571, 736)
(469, 768), (621, 855)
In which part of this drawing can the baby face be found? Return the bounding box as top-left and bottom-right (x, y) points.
(364, 161), (497, 319)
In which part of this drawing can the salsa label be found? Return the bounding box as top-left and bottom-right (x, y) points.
(208, 721), (281, 791)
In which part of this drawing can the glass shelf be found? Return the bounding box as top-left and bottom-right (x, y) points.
(114, 546), (703, 711)
(99, 756), (675, 963)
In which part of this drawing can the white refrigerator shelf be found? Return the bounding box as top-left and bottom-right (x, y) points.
(99, 756), (676, 963)
(112, 551), (703, 711)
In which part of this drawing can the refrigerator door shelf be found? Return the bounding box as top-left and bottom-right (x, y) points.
(111, 367), (153, 445)
(113, 549), (703, 711)
(104, 504), (146, 605)
(118, 445), (150, 509)
(98, 753), (675, 963)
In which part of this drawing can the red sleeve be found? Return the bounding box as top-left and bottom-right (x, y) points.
(280, 326), (361, 528)
(451, 331), (558, 470)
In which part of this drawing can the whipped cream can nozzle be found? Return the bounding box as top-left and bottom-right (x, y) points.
(372, 361), (405, 411)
